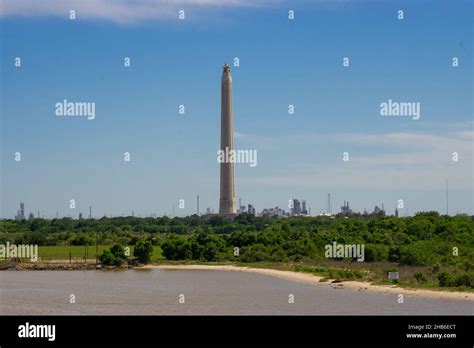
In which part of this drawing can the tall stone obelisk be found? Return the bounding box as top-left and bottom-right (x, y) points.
(219, 63), (236, 218)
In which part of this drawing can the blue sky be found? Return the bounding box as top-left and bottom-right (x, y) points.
(1, 0), (472, 218)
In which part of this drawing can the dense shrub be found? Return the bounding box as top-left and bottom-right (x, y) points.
(454, 273), (472, 287)
(364, 244), (389, 262)
(240, 244), (270, 263)
(133, 240), (153, 263)
(161, 236), (192, 260)
(98, 244), (127, 266)
(398, 242), (439, 266)
(414, 272), (426, 283)
(438, 272), (472, 288)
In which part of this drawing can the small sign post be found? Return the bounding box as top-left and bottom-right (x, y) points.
(388, 272), (399, 280)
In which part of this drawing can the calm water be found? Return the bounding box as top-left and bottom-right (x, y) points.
(0, 270), (472, 315)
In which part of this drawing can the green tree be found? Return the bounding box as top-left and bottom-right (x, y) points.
(161, 235), (192, 260)
(110, 244), (126, 259)
(437, 271), (455, 287)
(98, 244), (127, 266)
(98, 250), (116, 266)
(134, 240), (154, 264)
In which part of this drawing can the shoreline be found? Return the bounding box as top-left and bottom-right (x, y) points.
(3, 261), (473, 301)
(141, 264), (474, 301)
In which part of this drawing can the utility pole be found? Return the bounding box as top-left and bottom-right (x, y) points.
(327, 193), (331, 214)
(96, 230), (99, 264)
(446, 178), (449, 216)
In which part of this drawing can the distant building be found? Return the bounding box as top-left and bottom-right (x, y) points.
(341, 201), (352, 215)
(15, 202), (25, 221)
(237, 205), (247, 215)
(260, 206), (289, 217)
(302, 200), (308, 215)
(319, 212), (334, 218)
(290, 199), (301, 216)
(289, 198), (310, 216)
(395, 209), (399, 217)
(372, 205), (385, 216)
(247, 204), (256, 216)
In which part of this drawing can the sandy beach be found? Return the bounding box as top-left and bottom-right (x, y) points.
(141, 264), (474, 302)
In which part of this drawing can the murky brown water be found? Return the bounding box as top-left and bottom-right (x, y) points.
(0, 270), (472, 315)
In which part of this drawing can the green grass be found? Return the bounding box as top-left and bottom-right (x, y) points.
(235, 261), (473, 292)
(38, 246), (108, 260)
(36, 245), (163, 262)
(293, 264), (365, 280)
(235, 262), (366, 280)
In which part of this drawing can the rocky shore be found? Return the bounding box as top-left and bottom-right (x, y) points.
(0, 261), (131, 271)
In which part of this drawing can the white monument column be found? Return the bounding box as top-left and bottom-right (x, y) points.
(219, 63), (236, 217)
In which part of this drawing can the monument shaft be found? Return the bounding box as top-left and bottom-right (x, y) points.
(219, 64), (236, 217)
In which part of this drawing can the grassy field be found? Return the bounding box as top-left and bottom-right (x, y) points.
(35, 245), (163, 262)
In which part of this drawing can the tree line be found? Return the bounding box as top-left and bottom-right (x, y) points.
(1, 212), (472, 287)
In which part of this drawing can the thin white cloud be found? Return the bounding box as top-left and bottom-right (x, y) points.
(0, 0), (283, 24)
(234, 131), (256, 139)
(238, 127), (473, 153)
(238, 126), (473, 190)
